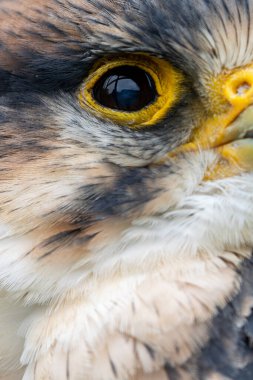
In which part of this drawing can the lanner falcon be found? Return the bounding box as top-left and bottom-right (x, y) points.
(0, 0), (253, 379)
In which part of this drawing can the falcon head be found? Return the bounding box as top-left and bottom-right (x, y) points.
(0, 1), (253, 379)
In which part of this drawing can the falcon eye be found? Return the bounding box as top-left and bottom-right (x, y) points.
(92, 66), (157, 112)
(78, 54), (184, 128)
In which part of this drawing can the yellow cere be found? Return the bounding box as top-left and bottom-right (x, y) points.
(170, 64), (253, 156)
(78, 54), (184, 128)
(169, 64), (253, 180)
(195, 65), (253, 147)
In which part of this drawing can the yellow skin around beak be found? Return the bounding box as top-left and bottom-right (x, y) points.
(173, 65), (253, 180)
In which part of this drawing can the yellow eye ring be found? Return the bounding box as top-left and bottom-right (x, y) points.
(78, 54), (184, 128)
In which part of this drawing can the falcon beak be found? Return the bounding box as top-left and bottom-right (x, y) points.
(204, 105), (253, 180)
(172, 65), (253, 179)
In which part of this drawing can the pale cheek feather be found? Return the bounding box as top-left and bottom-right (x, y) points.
(0, 151), (252, 301)
(0, 151), (252, 377)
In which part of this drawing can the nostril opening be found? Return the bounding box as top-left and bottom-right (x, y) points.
(235, 81), (251, 95)
(223, 69), (253, 104)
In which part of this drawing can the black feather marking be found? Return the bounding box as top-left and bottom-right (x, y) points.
(66, 349), (70, 380)
(41, 229), (82, 248)
(144, 343), (155, 360)
(194, 256), (253, 380)
(164, 362), (180, 380)
(109, 357), (118, 378)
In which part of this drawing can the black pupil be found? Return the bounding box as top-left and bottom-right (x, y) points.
(93, 65), (157, 112)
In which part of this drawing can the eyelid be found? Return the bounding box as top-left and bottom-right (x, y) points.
(78, 54), (184, 128)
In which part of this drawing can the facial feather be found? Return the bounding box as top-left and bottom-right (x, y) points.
(0, 1), (252, 379)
